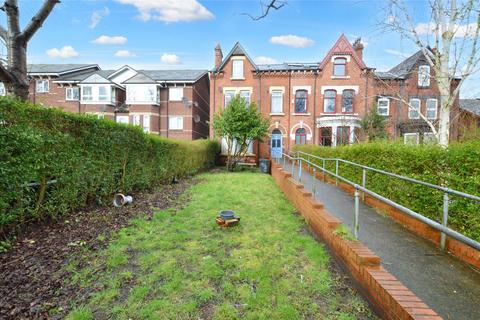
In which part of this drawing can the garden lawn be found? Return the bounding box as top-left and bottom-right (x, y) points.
(66, 172), (375, 320)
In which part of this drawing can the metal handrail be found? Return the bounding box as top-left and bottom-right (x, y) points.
(278, 152), (480, 251)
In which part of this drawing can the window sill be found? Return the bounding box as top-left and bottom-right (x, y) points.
(66, 99), (79, 102)
(169, 129), (183, 131)
(292, 113), (311, 116)
(220, 153), (256, 157)
(126, 101), (160, 106)
(230, 77), (245, 80)
(270, 112), (285, 116)
(331, 76), (350, 79)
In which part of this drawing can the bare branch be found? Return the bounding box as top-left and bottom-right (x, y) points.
(243, 0), (286, 21)
(0, 25), (7, 41)
(21, 0), (59, 42)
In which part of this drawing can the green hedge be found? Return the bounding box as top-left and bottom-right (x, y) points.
(0, 98), (219, 237)
(294, 141), (480, 241)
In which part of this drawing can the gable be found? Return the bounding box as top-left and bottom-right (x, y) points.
(80, 73), (111, 84)
(109, 66), (138, 85)
(319, 34), (366, 70)
(217, 42), (257, 72)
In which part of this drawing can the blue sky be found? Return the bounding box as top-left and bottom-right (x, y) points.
(2, 0), (479, 97)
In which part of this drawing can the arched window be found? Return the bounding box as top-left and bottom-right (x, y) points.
(333, 57), (347, 76)
(342, 90), (354, 113)
(295, 128), (306, 145)
(295, 90), (307, 113)
(323, 90), (336, 113)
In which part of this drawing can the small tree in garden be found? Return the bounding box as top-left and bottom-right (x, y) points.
(360, 107), (387, 141)
(213, 95), (270, 171)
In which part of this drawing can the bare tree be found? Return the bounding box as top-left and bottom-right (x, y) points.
(383, 0), (480, 147)
(0, 0), (59, 99)
(243, 0), (286, 20)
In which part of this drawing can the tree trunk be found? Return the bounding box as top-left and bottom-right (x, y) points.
(8, 40), (29, 100)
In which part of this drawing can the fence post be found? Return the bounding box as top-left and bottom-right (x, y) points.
(291, 158), (295, 176)
(361, 169), (366, 201)
(299, 158), (302, 182)
(322, 159), (326, 182)
(354, 187), (360, 239)
(307, 154), (311, 172)
(312, 168), (316, 201)
(440, 192), (449, 250)
(335, 159), (339, 186)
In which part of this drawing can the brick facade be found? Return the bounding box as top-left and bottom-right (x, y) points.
(211, 35), (467, 162)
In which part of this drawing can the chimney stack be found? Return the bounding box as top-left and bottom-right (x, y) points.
(353, 38), (364, 61)
(215, 43), (223, 70)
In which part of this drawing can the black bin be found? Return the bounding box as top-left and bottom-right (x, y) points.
(259, 159), (271, 174)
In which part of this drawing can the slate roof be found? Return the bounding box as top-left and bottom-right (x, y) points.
(28, 64), (98, 75)
(123, 72), (157, 84)
(140, 70), (207, 82)
(257, 62), (319, 72)
(375, 50), (426, 79)
(460, 99), (480, 116)
(54, 69), (100, 82)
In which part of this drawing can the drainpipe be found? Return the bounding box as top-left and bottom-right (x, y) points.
(213, 71), (216, 138)
(288, 70), (292, 153)
(313, 70), (318, 144)
(78, 84), (81, 114)
(257, 71), (261, 161)
(166, 81), (169, 138)
(364, 69), (369, 115)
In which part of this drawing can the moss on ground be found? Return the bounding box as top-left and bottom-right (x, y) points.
(65, 172), (376, 320)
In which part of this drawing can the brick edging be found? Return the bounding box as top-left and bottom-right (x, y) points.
(271, 163), (442, 320)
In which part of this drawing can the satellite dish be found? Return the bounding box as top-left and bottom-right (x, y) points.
(193, 115), (200, 123)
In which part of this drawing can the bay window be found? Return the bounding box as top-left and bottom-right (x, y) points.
(98, 86), (108, 101)
(82, 86), (93, 101)
(127, 85), (158, 104)
(143, 115), (150, 133)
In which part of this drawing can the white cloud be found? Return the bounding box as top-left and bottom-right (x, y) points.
(92, 35), (128, 45)
(90, 7), (110, 29)
(255, 56), (278, 64)
(161, 53), (181, 64)
(414, 22), (478, 38)
(47, 46), (79, 59)
(385, 49), (410, 58)
(115, 0), (214, 22)
(269, 35), (314, 48)
(114, 50), (136, 58)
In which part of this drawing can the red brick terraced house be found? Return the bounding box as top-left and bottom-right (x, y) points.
(22, 64), (210, 140)
(210, 35), (468, 161)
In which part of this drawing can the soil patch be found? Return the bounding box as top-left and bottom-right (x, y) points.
(0, 177), (197, 320)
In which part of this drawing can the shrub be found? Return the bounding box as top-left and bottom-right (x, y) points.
(294, 141), (480, 241)
(0, 97), (219, 237)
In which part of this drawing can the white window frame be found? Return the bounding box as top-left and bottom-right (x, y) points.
(423, 132), (437, 144)
(143, 115), (150, 133)
(98, 85), (108, 102)
(224, 90), (236, 108)
(116, 115), (129, 124)
(232, 59), (244, 79)
(132, 114), (141, 126)
(36, 80), (49, 93)
(169, 116), (183, 130)
(418, 65), (431, 87)
(404, 132), (420, 145)
(408, 98), (421, 119)
(0, 82), (6, 96)
(239, 90), (251, 105)
(65, 87), (79, 101)
(271, 90), (283, 113)
(169, 87), (183, 101)
(377, 97), (390, 116)
(426, 98), (438, 120)
(81, 86), (93, 101)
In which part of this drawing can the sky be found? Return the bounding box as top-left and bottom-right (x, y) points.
(2, 0), (479, 97)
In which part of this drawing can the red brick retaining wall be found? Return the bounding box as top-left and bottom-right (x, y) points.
(271, 163), (442, 320)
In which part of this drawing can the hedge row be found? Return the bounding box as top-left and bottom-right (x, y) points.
(294, 141), (480, 241)
(0, 98), (219, 237)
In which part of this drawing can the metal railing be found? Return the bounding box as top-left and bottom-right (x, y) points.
(278, 151), (480, 252)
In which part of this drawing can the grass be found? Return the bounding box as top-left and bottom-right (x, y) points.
(65, 172), (375, 320)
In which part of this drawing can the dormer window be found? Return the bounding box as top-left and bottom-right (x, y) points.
(418, 65), (430, 87)
(232, 59), (244, 79)
(333, 58), (347, 76)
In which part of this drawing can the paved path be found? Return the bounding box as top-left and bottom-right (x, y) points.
(279, 160), (480, 320)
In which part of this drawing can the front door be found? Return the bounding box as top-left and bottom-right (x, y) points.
(271, 129), (282, 158)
